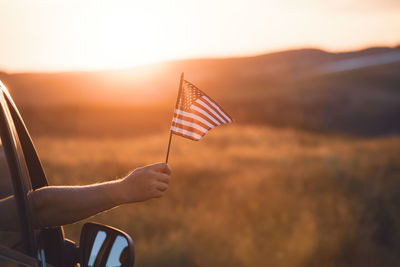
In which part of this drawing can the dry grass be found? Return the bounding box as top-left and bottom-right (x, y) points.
(33, 125), (400, 267)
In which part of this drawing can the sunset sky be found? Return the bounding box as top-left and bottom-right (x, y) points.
(1, 0), (399, 72)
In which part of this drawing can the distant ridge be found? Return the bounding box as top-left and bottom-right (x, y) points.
(0, 45), (399, 136)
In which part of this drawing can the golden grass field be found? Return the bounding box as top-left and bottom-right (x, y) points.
(33, 125), (400, 267)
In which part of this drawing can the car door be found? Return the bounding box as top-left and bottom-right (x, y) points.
(0, 81), (135, 267)
(0, 81), (70, 266)
(0, 81), (39, 265)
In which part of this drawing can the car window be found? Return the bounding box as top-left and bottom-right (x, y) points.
(0, 138), (21, 249)
(1, 82), (52, 262)
(0, 86), (34, 254)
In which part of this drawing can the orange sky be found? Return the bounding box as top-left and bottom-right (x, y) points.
(0, 0), (399, 72)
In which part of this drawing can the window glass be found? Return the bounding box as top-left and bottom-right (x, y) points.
(0, 137), (21, 249)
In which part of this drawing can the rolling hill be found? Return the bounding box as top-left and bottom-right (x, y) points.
(0, 46), (399, 137)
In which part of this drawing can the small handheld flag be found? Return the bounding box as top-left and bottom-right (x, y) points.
(165, 73), (232, 163)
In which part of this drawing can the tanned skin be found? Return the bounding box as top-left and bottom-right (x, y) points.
(0, 162), (171, 230)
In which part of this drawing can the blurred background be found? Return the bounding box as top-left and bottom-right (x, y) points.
(1, 0), (400, 266)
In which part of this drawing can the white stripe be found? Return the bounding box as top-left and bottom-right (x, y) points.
(196, 98), (227, 124)
(173, 117), (208, 134)
(190, 105), (221, 125)
(202, 96), (232, 122)
(175, 109), (215, 128)
(170, 126), (202, 140)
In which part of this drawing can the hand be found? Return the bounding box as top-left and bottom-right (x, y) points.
(120, 163), (171, 203)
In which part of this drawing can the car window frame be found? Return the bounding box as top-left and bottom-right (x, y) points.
(1, 81), (70, 266)
(3, 86), (49, 190)
(0, 81), (36, 256)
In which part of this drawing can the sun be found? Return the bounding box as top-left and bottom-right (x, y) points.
(70, 2), (182, 70)
(1, 0), (399, 72)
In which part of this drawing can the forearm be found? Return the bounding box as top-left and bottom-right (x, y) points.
(30, 179), (125, 228)
(27, 162), (170, 229)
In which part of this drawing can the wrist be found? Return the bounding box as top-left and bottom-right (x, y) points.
(102, 179), (127, 206)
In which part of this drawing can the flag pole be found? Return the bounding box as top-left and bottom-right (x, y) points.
(165, 72), (184, 163)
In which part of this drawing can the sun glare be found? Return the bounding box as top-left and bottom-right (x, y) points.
(61, 1), (184, 70)
(0, 0), (399, 72)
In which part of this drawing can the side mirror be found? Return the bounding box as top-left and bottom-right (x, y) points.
(79, 222), (135, 267)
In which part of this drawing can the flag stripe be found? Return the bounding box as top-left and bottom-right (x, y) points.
(202, 96), (232, 122)
(198, 97), (228, 124)
(171, 126), (202, 140)
(175, 109), (215, 128)
(191, 105), (221, 125)
(172, 117), (209, 134)
(171, 123), (206, 136)
(173, 114), (212, 131)
(192, 102), (224, 125)
(171, 130), (200, 141)
(196, 98), (227, 123)
(170, 80), (231, 142)
(191, 109), (219, 127)
(202, 96), (231, 123)
(189, 109), (218, 126)
(171, 124), (205, 136)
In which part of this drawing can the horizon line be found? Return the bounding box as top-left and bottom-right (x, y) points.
(1, 43), (399, 75)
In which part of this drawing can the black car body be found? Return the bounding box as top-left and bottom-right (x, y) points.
(0, 81), (134, 267)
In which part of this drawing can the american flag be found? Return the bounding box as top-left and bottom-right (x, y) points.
(170, 80), (232, 141)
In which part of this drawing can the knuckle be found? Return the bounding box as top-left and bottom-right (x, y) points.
(160, 185), (167, 191)
(154, 162), (163, 168)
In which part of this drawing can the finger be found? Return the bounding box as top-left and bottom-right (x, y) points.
(150, 163), (171, 175)
(156, 182), (168, 192)
(157, 173), (170, 184)
(153, 191), (163, 198)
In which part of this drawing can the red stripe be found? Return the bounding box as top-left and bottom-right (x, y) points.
(200, 96), (230, 123)
(201, 94), (233, 121)
(192, 102), (223, 125)
(189, 109), (218, 127)
(171, 130), (201, 141)
(172, 123), (207, 136)
(183, 79), (232, 121)
(173, 113), (212, 130)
